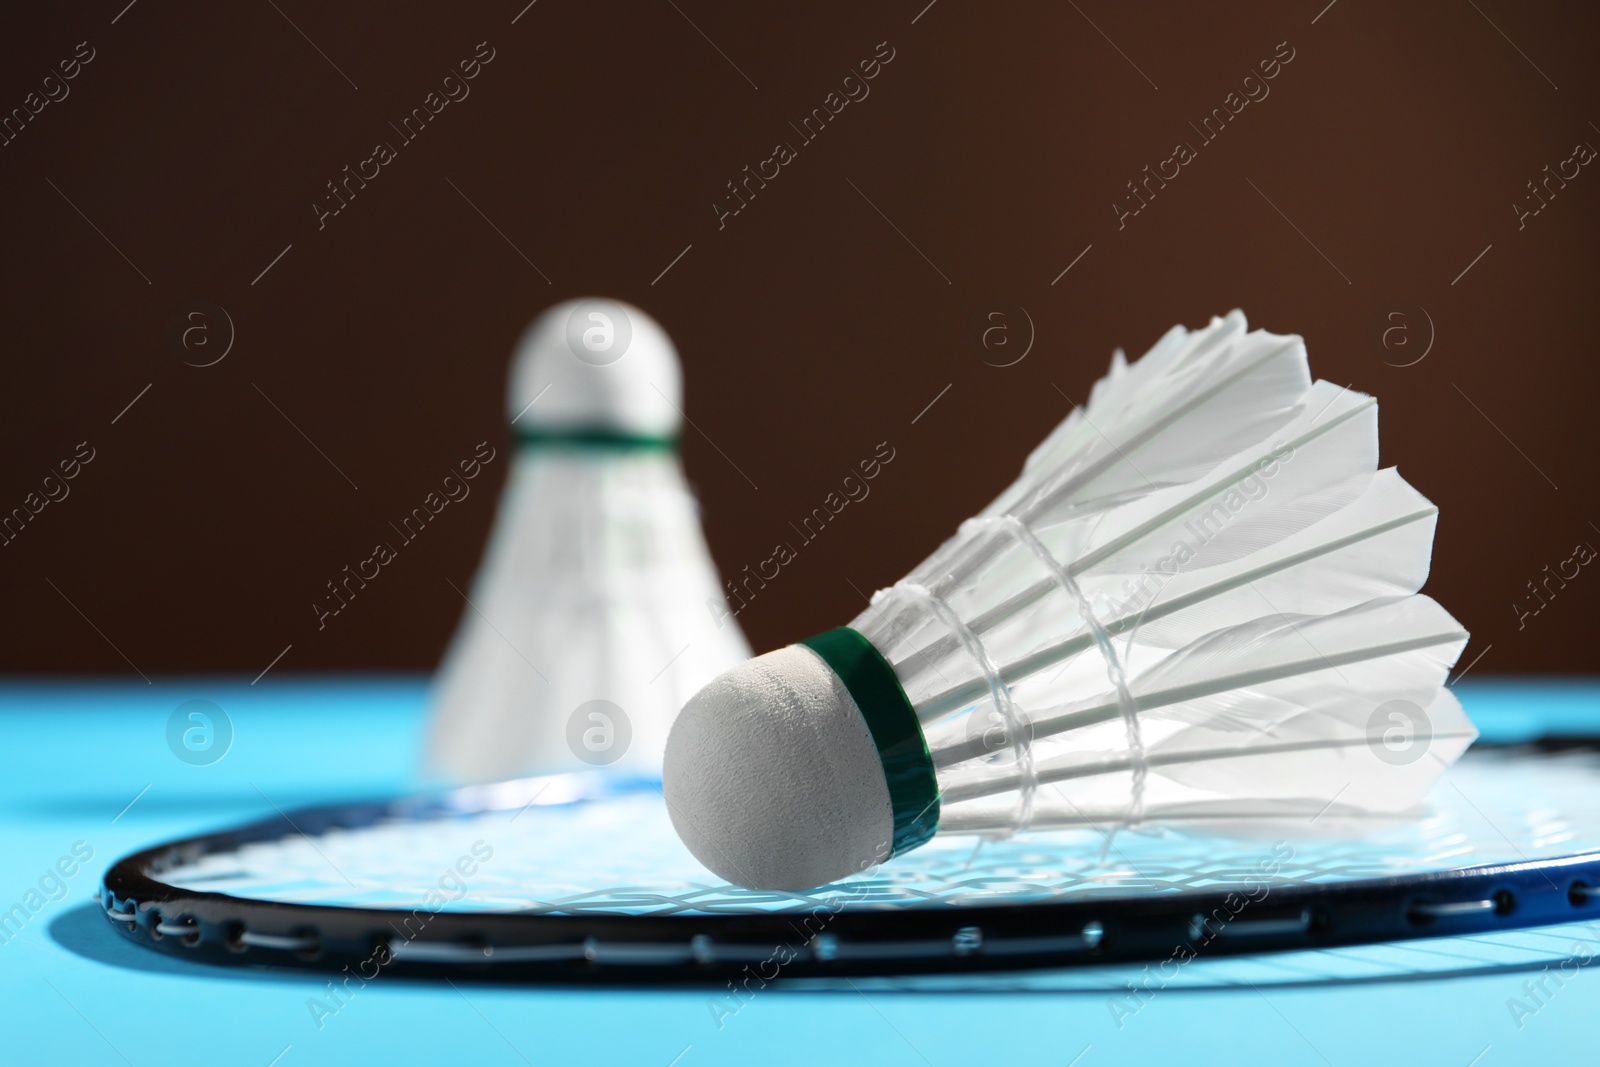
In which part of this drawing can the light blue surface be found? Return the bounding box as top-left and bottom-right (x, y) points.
(1, 677), (1596, 1066)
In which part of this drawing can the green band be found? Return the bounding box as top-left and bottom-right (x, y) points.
(515, 428), (677, 451)
(800, 627), (940, 857)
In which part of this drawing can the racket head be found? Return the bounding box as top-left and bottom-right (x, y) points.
(100, 746), (1600, 982)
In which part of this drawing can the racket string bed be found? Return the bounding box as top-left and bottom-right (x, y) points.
(94, 755), (1600, 980)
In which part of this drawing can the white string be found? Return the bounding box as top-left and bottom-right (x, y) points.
(992, 516), (1148, 828)
(897, 581), (1039, 835)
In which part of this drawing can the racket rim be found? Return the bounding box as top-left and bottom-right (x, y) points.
(98, 775), (1600, 981)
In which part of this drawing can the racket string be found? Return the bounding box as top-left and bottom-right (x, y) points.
(93, 753), (1600, 976)
(93, 758), (1600, 979)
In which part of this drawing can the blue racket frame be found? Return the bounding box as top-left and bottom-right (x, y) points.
(99, 769), (1600, 982)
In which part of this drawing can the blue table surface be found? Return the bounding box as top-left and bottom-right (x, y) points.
(1, 677), (1597, 1066)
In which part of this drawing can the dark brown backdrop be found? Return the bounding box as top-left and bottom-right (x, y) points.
(1, 0), (1594, 677)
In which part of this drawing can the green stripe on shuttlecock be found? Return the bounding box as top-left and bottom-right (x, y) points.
(514, 428), (678, 451)
(799, 627), (940, 857)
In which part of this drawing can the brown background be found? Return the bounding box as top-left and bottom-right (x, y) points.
(0, 0), (1594, 677)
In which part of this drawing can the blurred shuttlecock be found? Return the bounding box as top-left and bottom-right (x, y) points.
(427, 298), (750, 782)
(665, 311), (1473, 890)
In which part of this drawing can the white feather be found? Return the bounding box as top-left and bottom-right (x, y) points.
(851, 312), (1471, 832)
(427, 449), (751, 781)
(426, 300), (750, 783)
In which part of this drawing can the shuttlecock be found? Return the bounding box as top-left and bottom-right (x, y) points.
(427, 298), (751, 782)
(665, 310), (1474, 891)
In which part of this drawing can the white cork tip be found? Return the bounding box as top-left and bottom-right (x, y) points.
(662, 645), (895, 891)
(507, 298), (682, 435)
